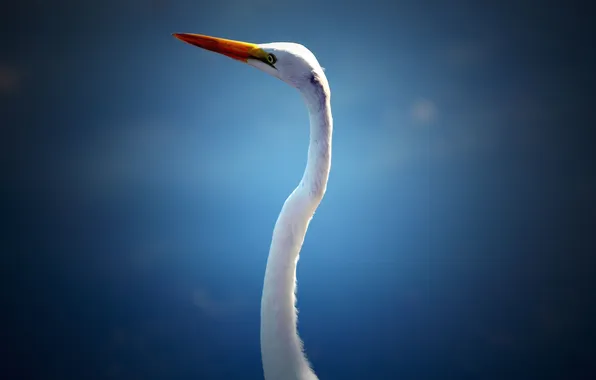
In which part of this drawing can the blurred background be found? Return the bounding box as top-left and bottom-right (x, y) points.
(2, 0), (595, 379)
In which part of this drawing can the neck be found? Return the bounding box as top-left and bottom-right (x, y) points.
(260, 74), (332, 380)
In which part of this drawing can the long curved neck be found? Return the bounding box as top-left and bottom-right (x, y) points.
(260, 75), (332, 380)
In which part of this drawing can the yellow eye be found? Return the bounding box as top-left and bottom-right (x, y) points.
(266, 54), (277, 65)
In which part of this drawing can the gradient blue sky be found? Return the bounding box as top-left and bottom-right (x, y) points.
(2, 0), (595, 379)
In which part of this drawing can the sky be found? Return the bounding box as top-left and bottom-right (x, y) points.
(2, 0), (595, 379)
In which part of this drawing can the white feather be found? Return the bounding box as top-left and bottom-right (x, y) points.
(250, 42), (332, 380)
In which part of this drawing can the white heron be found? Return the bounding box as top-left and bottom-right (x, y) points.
(174, 33), (331, 380)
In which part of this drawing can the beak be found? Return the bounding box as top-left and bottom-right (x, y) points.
(173, 33), (268, 63)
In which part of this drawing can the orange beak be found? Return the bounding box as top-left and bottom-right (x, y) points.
(173, 33), (268, 63)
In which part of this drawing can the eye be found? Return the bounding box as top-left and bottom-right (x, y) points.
(266, 54), (277, 65)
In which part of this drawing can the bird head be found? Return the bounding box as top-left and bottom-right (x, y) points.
(173, 33), (327, 92)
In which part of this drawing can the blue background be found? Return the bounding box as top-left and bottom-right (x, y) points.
(2, 0), (595, 379)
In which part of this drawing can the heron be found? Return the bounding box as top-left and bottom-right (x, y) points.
(174, 33), (332, 380)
